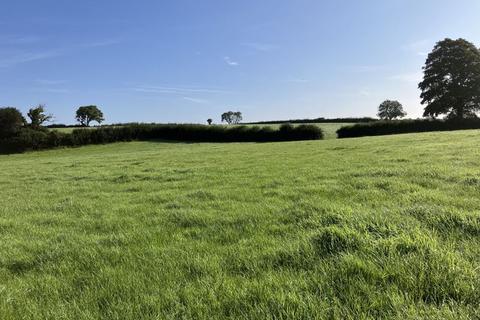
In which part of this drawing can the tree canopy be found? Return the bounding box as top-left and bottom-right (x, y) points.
(221, 111), (242, 124)
(27, 104), (52, 129)
(419, 38), (480, 119)
(0, 107), (25, 138)
(75, 105), (104, 126)
(377, 100), (407, 120)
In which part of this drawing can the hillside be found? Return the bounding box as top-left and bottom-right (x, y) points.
(1, 130), (479, 319)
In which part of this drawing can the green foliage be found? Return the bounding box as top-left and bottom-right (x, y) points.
(279, 123), (294, 133)
(221, 111), (242, 124)
(0, 128), (71, 153)
(419, 38), (480, 119)
(377, 100), (407, 120)
(244, 117), (378, 125)
(1, 124), (323, 154)
(27, 104), (52, 129)
(336, 118), (480, 138)
(1, 130), (479, 318)
(75, 105), (104, 126)
(246, 122), (345, 140)
(0, 107), (25, 138)
(207, 118), (212, 125)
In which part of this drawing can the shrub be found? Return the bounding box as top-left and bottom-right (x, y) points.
(244, 117), (378, 125)
(0, 128), (47, 153)
(279, 123), (294, 134)
(0, 107), (25, 138)
(337, 119), (480, 138)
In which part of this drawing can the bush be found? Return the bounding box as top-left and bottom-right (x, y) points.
(0, 107), (25, 138)
(337, 119), (480, 138)
(244, 117), (378, 125)
(0, 129), (46, 153)
(46, 124), (84, 129)
(0, 123), (324, 154)
(67, 124), (323, 144)
(0, 128), (76, 153)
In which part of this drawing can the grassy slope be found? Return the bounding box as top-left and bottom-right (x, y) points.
(0, 130), (479, 319)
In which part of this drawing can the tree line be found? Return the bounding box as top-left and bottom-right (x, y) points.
(0, 104), (104, 133)
(0, 105), (246, 150)
(1, 37), (479, 147)
(339, 37), (480, 137)
(376, 38), (480, 121)
(0, 106), (323, 153)
(0, 122), (323, 154)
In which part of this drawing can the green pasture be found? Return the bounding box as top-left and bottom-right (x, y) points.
(1, 130), (479, 319)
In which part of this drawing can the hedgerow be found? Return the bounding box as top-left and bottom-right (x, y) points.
(0, 123), (323, 154)
(337, 119), (480, 138)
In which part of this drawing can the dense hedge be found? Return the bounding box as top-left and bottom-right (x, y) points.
(337, 119), (480, 138)
(0, 123), (323, 154)
(46, 124), (85, 129)
(244, 117), (377, 125)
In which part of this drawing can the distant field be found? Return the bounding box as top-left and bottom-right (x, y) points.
(1, 130), (479, 319)
(51, 123), (351, 139)
(50, 127), (92, 133)
(308, 123), (354, 139)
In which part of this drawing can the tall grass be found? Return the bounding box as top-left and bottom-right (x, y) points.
(0, 130), (479, 319)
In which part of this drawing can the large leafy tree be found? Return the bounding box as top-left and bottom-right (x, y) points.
(221, 111), (242, 124)
(377, 100), (407, 120)
(419, 38), (480, 119)
(75, 105), (104, 126)
(27, 104), (52, 129)
(0, 107), (25, 138)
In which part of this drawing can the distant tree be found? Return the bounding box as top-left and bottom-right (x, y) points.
(419, 38), (480, 119)
(0, 107), (25, 138)
(75, 105), (104, 126)
(377, 100), (407, 120)
(221, 112), (233, 124)
(207, 118), (213, 125)
(27, 104), (52, 129)
(232, 112), (242, 124)
(221, 111), (242, 124)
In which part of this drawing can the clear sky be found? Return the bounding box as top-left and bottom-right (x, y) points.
(1, 0), (479, 124)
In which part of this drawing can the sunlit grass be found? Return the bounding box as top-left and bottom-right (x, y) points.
(0, 130), (479, 319)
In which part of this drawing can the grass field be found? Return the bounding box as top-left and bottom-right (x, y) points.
(51, 127), (92, 133)
(310, 123), (353, 139)
(1, 130), (479, 319)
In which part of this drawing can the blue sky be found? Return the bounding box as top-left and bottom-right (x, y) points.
(1, 0), (479, 124)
